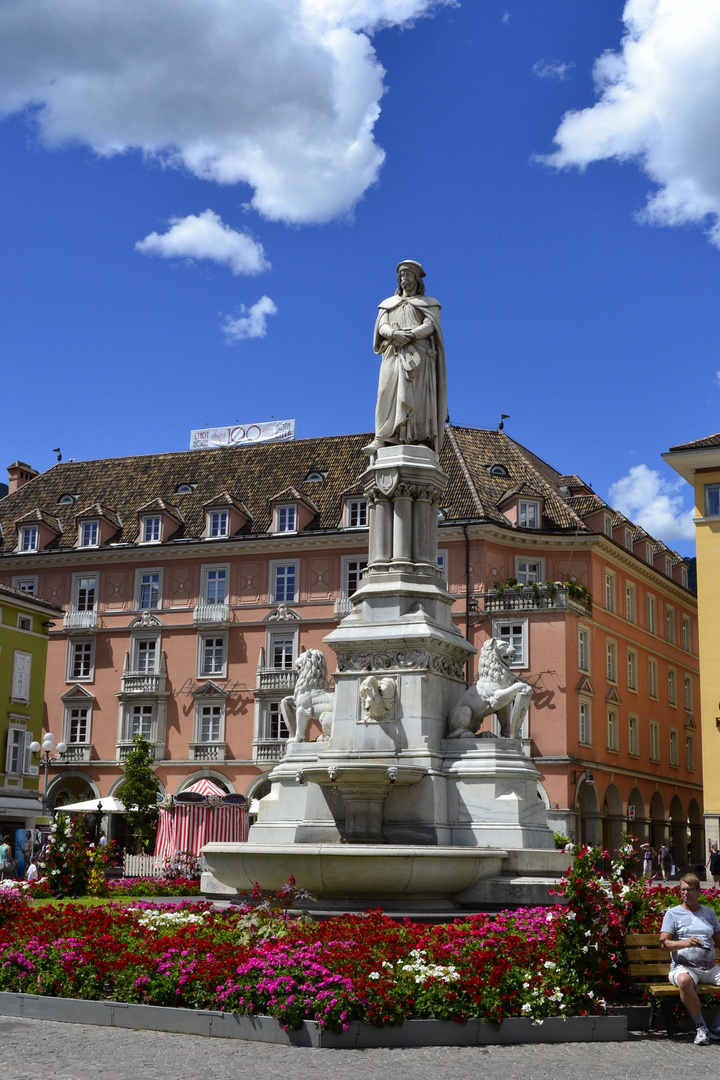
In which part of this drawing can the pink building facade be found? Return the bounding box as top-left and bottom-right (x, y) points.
(0, 428), (703, 862)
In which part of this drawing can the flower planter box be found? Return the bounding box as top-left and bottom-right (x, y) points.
(0, 992), (626, 1047)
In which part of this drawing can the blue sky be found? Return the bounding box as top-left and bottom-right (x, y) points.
(2, 0), (719, 557)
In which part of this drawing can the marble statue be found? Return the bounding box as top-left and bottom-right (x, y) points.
(280, 650), (335, 742)
(447, 638), (533, 739)
(366, 260), (447, 454)
(359, 674), (397, 722)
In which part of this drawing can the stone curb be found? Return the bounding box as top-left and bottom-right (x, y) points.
(0, 993), (627, 1047)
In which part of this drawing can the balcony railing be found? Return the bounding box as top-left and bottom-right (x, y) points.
(189, 741), (227, 762)
(334, 596), (354, 617)
(63, 610), (99, 631)
(482, 583), (592, 616)
(120, 671), (166, 694)
(193, 603), (231, 626)
(257, 668), (296, 693)
(253, 739), (288, 762)
(60, 743), (92, 764)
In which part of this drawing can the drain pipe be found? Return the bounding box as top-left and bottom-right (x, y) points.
(464, 524), (473, 686)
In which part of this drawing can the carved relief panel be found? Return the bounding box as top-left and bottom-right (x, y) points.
(307, 558), (331, 599)
(238, 562), (261, 604)
(171, 566), (192, 606)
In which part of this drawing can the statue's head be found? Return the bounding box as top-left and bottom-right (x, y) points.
(396, 260), (426, 297)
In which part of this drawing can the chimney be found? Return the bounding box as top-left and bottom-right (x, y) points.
(7, 462), (39, 495)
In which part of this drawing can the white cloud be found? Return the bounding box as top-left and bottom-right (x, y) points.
(608, 464), (695, 543)
(532, 60), (574, 81)
(222, 296), (278, 341)
(541, 0), (720, 247)
(0, 0), (451, 225)
(136, 211), (269, 275)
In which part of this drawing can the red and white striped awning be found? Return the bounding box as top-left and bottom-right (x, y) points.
(154, 780), (248, 859)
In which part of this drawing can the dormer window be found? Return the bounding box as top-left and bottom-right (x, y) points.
(346, 499), (368, 529)
(276, 504), (297, 533)
(175, 483), (196, 495)
(604, 514), (613, 538)
(487, 464), (509, 477)
(304, 470), (327, 483)
(79, 520), (99, 548)
(208, 510), (229, 538)
(518, 500), (540, 529)
(19, 525), (38, 552)
(624, 528), (633, 552)
(646, 542), (654, 564)
(58, 493), (77, 506)
(142, 516), (162, 543)
(681, 566), (689, 589)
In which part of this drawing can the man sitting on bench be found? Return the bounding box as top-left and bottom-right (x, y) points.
(659, 873), (720, 1045)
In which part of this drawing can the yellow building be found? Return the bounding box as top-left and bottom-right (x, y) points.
(664, 434), (720, 850)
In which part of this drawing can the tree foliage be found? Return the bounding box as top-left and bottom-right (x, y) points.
(116, 736), (161, 852)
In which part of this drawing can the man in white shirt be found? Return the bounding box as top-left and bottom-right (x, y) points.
(660, 873), (720, 1045)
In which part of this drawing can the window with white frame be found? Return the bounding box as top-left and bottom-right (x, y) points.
(199, 634), (227, 678)
(665, 556), (673, 578)
(196, 702), (224, 743)
(604, 570), (615, 613)
(606, 640), (617, 683)
(269, 634), (295, 670)
(12, 576), (37, 595)
(437, 550), (448, 583)
(79, 520), (99, 547)
(684, 674), (692, 712)
(129, 704), (154, 740)
(73, 573), (97, 612)
(515, 557), (544, 583)
(341, 557), (367, 598)
(607, 707), (619, 752)
(202, 566), (228, 605)
(68, 639), (94, 681)
(578, 700), (591, 745)
(267, 702), (290, 741)
(668, 667), (677, 706)
(604, 515), (613, 538)
(11, 651), (31, 701)
(627, 648), (637, 691)
(19, 525), (38, 552)
(137, 570), (162, 610)
(65, 706), (90, 744)
(681, 566), (689, 589)
(207, 510), (229, 539)
(646, 593), (657, 634)
(646, 542), (654, 564)
(271, 561), (298, 604)
(5, 725), (29, 775)
(625, 582), (636, 623)
(346, 499), (368, 528)
(704, 484), (720, 517)
(624, 528), (633, 552)
(669, 728), (679, 767)
(518, 500), (540, 529)
(17, 615), (31, 632)
(578, 626), (590, 672)
(628, 715), (639, 757)
(142, 516), (162, 543)
(686, 730), (695, 771)
(649, 720), (660, 762)
(648, 657), (658, 699)
(133, 638), (159, 673)
(665, 606), (675, 643)
(681, 615), (691, 652)
(275, 504), (297, 533)
(492, 620), (527, 667)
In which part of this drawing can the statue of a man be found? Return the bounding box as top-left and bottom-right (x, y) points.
(367, 260), (447, 454)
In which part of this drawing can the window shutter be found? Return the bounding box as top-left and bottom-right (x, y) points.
(12, 652), (31, 701)
(23, 731), (33, 774)
(5, 732), (15, 774)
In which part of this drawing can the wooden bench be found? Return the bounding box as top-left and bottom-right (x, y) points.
(626, 933), (720, 1036)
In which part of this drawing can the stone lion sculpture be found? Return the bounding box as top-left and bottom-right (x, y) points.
(447, 637), (533, 740)
(359, 675), (396, 721)
(280, 649), (335, 743)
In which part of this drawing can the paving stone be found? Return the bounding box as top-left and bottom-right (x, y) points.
(0, 1018), (719, 1080)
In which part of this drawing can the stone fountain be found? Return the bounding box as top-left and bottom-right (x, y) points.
(203, 260), (568, 910)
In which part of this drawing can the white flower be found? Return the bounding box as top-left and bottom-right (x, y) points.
(582, 946), (589, 954)
(523, 981), (530, 989)
(543, 961), (556, 970)
(521, 1003), (532, 1014)
(566, 911), (577, 921)
(587, 991), (594, 999)
(368, 972), (380, 980)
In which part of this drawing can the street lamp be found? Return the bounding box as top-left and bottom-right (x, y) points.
(29, 733), (67, 817)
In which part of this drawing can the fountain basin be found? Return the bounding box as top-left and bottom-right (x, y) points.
(202, 842), (507, 903)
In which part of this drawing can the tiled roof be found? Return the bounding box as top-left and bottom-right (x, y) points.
(0, 426), (685, 558)
(668, 432), (720, 452)
(0, 581), (62, 613)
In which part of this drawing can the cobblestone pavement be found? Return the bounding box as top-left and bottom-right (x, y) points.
(1, 1020), (720, 1080)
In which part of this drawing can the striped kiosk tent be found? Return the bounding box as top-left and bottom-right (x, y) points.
(154, 779), (248, 860)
